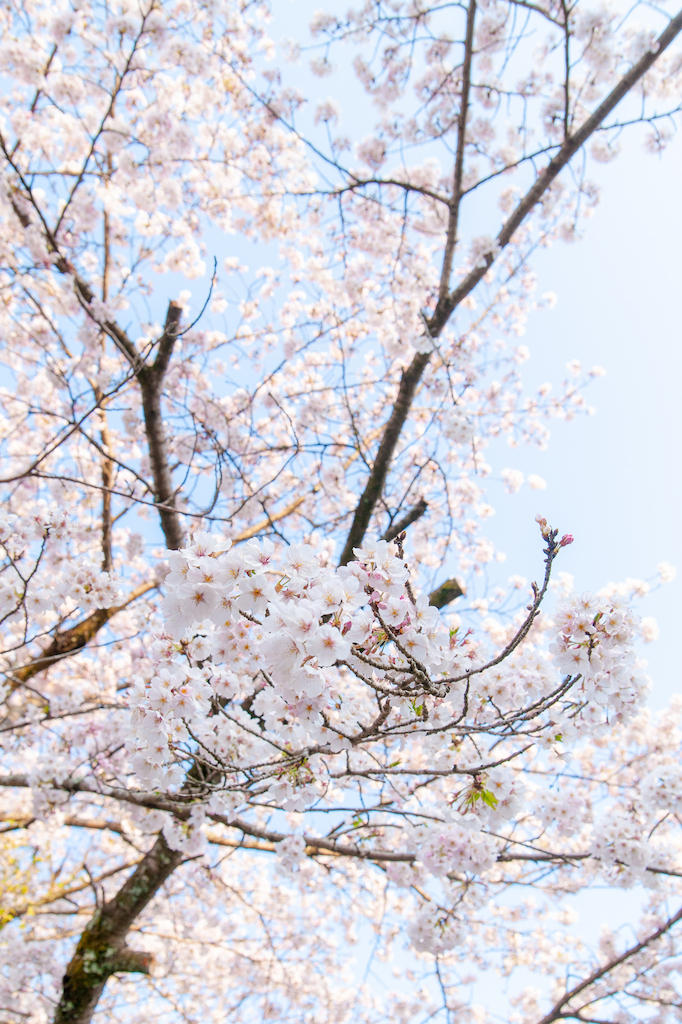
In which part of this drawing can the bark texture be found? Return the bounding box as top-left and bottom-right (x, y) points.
(54, 835), (182, 1024)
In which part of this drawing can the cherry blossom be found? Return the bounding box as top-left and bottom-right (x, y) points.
(0, 1), (681, 1022)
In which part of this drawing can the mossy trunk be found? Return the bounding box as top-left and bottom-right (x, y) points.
(54, 834), (182, 1024)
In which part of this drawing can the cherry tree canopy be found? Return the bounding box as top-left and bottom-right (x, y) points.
(1, 1), (681, 1022)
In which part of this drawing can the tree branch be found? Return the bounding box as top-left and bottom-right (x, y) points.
(535, 903), (682, 1024)
(337, 9), (682, 565)
(437, 9), (682, 327)
(338, 352), (430, 565)
(5, 582), (156, 694)
(137, 301), (185, 552)
(428, 577), (464, 608)
(437, 0), (477, 305)
(382, 497), (428, 542)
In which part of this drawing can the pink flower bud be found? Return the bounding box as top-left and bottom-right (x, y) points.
(559, 534), (574, 547)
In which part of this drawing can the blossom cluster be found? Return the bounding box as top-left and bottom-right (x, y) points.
(0, 506), (121, 643)
(121, 526), (654, 965)
(551, 594), (648, 720)
(407, 903), (466, 955)
(128, 533), (650, 788)
(417, 819), (498, 878)
(128, 534), (469, 796)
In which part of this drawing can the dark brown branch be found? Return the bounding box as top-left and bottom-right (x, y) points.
(382, 497), (428, 542)
(338, 351), (430, 565)
(0, 773), (416, 865)
(4, 188), (142, 372)
(535, 903), (682, 1024)
(1, 135), (142, 372)
(99, 424), (113, 572)
(334, 5), (475, 567)
(99, 170), (114, 573)
(4, 774), (682, 886)
(428, 577), (464, 608)
(436, 8), (682, 328)
(5, 582), (155, 694)
(561, 0), (571, 138)
(437, 0), (477, 305)
(91, 384), (115, 573)
(6, 142), (184, 550)
(150, 301), (183, 378)
(137, 301), (185, 552)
